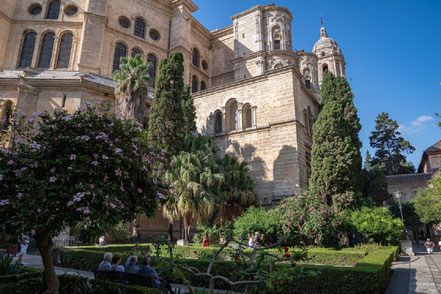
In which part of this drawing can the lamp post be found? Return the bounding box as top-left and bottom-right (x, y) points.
(394, 191), (409, 241)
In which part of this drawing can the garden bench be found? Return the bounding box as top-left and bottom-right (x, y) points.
(92, 270), (154, 287)
(6, 244), (18, 256)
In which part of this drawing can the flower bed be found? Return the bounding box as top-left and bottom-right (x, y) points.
(53, 246), (399, 294)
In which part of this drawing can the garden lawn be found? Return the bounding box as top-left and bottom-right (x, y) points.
(54, 245), (399, 294)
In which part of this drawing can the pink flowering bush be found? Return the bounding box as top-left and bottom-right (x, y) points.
(275, 192), (343, 247)
(0, 104), (167, 293)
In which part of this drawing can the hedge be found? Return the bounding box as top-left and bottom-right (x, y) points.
(53, 246), (399, 294)
(0, 267), (42, 284)
(0, 272), (160, 294)
(67, 244), (366, 266)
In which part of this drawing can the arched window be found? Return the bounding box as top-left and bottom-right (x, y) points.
(225, 99), (238, 132)
(147, 54), (157, 88)
(134, 18), (146, 39)
(132, 47), (143, 58)
(323, 64), (328, 73)
(46, 0), (60, 19)
(200, 80), (206, 91)
(191, 75), (198, 93)
(192, 48), (199, 67)
(38, 32), (55, 68)
(112, 42), (127, 72)
(214, 110), (222, 134)
(274, 63), (283, 69)
(18, 32), (37, 68)
(0, 100), (13, 126)
(56, 32), (73, 69)
(272, 26), (281, 50)
(242, 103), (252, 129)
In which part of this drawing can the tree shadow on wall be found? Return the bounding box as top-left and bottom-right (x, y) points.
(216, 136), (272, 205)
(273, 145), (299, 203)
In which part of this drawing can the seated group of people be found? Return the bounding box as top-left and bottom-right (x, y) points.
(248, 232), (264, 248)
(98, 252), (173, 293)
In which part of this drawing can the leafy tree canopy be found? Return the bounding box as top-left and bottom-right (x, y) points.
(389, 201), (422, 231)
(309, 72), (363, 208)
(148, 52), (187, 157)
(348, 206), (404, 245)
(0, 105), (166, 293)
(113, 54), (150, 122)
(414, 174), (441, 224)
(368, 112), (415, 175)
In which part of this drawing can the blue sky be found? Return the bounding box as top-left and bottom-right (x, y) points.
(192, 0), (441, 169)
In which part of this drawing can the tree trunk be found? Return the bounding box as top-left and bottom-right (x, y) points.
(35, 233), (59, 294)
(168, 223), (173, 243)
(185, 225), (191, 242)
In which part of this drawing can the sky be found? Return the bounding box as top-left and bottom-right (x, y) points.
(192, 0), (441, 169)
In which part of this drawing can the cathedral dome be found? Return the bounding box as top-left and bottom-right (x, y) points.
(313, 26), (340, 55)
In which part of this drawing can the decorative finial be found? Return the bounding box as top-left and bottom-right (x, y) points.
(320, 16), (324, 28)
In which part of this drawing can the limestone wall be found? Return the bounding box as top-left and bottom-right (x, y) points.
(193, 67), (318, 204)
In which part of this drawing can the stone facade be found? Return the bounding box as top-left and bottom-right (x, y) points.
(0, 1), (348, 238)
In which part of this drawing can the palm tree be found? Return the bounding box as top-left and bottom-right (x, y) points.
(113, 54), (151, 122)
(164, 149), (224, 241)
(217, 155), (256, 222)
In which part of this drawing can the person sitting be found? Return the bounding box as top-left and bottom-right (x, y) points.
(124, 254), (139, 274)
(203, 233), (210, 247)
(248, 233), (255, 248)
(111, 254), (125, 272)
(138, 256), (174, 293)
(98, 252), (113, 271)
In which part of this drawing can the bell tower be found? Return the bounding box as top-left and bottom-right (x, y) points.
(312, 23), (346, 85)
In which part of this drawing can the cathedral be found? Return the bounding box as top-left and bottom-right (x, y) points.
(0, 0), (346, 236)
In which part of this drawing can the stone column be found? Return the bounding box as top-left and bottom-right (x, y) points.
(237, 103), (243, 131)
(31, 34), (42, 68)
(251, 106), (257, 127)
(70, 36), (80, 70)
(50, 36), (60, 70)
(255, 10), (263, 51)
(221, 106), (226, 133)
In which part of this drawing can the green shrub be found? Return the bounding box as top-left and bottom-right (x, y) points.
(275, 192), (343, 247)
(0, 272), (160, 294)
(233, 206), (281, 244)
(53, 246), (398, 293)
(349, 206), (404, 245)
(62, 244), (366, 266)
(0, 267), (42, 285)
(0, 255), (25, 275)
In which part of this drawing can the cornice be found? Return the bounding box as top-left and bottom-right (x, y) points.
(0, 76), (115, 96)
(171, 0), (199, 13)
(215, 118), (300, 138)
(210, 25), (233, 40)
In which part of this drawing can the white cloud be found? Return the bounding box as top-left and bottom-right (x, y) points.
(399, 115), (435, 134)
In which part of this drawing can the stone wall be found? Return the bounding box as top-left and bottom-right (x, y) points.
(194, 66), (318, 205)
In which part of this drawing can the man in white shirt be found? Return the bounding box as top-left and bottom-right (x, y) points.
(18, 233), (30, 265)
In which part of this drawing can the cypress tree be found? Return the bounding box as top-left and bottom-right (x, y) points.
(148, 52), (186, 157)
(309, 72), (363, 208)
(181, 84), (197, 137)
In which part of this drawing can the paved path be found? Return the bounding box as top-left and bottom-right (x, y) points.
(386, 242), (441, 294)
(15, 254), (237, 294)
